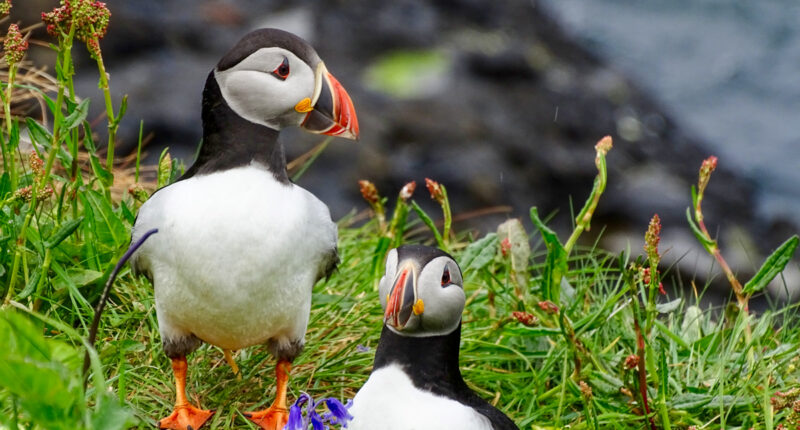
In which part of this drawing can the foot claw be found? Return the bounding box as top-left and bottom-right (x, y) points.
(158, 405), (214, 430)
(245, 406), (289, 430)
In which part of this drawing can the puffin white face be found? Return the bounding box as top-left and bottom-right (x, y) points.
(214, 47), (316, 130)
(379, 247), (466, 337)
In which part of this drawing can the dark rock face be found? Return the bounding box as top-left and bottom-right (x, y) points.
(16, 0), (795, 301)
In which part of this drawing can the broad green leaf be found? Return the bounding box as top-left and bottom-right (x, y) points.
(681, 305), (704, 344)
(656, 298), (682, 314)
(157, 147), (172, 188)
(461, 233), (498, 273)
(84, 190), (126, 248)
(62, 98), (90, 130)
(25, 118), (53, 147)
(52, 268), (103, 291)
(743, 235), (799, 294)
(671, 392), (713, 410)
(530, 207), (567, 303)
(496, 218), (531, 286)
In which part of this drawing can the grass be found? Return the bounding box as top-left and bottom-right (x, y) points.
(2, 2), (800, 429)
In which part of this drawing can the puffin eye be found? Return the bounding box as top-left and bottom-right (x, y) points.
(441, 267), (451, 287)
(271, 57), (290, 80)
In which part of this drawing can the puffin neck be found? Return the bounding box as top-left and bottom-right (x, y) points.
(181, 72), (289, 183)
(373, 322), (468, 393)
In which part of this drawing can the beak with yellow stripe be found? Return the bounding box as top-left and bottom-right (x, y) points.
(379, 245), (465, 337)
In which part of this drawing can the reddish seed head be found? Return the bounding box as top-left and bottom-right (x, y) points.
(425, 178), (444, 205)
(358, 180), (379, 205)
(579, 381), (593, 399)
(537, 301), (559, 314)
(644, 214), (661, 258)
(399, 181), (416, 201)
(500, 237), (511, 257)
(624, 354), (639, 370)
(512, 311), (538, 327)
(3, 24), (27, 66)
(595, 135), (613, 156)
(0, 0), (11, 16)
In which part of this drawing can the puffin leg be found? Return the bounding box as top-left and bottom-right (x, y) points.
(244, 359), (292, 430)
(158, 356), (214, 430)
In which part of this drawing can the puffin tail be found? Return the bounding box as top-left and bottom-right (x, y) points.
(82, 228), (159, 385)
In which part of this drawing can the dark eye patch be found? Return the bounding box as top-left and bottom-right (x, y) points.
(441, 267), (451, 286)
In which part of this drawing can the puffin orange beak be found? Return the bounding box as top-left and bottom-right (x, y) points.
(384, 264), (416, 330)
(301, 63), (359, 140)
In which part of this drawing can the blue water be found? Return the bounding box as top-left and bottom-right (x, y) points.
(541, 0), (800, 223)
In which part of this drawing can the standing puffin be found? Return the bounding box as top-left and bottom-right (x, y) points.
(349, 245), (519, 430)
(130, 29), (358, 430)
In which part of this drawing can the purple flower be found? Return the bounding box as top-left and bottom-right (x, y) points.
(356, 344), (370, 353)
(284, 392), (353, 430)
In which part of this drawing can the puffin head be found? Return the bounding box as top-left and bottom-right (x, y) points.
(213, 28), (358, 139)
(379, 245), (465, 337)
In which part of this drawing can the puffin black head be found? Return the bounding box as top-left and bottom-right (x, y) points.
(213, 28), (358, 139)
(379, 245), (465, 337)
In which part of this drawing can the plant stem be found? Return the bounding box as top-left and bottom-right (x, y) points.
(3, 65), (18, 190)
(564, 136), (612, 256)
(4, 25), (76, 306)
(91, 31), (117, 174)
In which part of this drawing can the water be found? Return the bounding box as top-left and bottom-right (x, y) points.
(540, 0), (800, 223)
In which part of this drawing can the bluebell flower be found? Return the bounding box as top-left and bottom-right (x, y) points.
(284, 392), (353, 430)
(323, 398), (353, 426)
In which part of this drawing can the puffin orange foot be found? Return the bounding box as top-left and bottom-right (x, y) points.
(244, 406), (289, 430)
(158, 404), (214, 430)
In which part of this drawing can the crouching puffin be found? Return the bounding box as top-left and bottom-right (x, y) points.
(349, 245), (519, 430)
(130, 29), (358, 430)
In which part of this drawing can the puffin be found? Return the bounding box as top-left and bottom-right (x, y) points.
(130, 28), (358, 430)
(349, 245), (520, 430)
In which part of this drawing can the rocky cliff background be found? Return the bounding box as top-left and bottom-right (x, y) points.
(13, 0), (799, 304)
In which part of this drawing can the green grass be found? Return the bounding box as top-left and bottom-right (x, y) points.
(2, 3), (800, 429)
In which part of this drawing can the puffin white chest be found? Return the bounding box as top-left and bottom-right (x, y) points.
(348, 364), (493, 430)
(132, 163), (337, 350)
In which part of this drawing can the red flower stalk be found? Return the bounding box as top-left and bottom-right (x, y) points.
(3, 24), (27, 66)
(644, 214), (661, 262)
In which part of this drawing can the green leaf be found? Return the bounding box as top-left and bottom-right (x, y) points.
(44, 217), (84, 249)
(686, 207), (715, 253)
(655, 298), (682, 314)
(370, 236), (392, 290)
(52, 267), (103, 292)
(530, 207), (567, 303)
(671, 392), (713, 410)
(25, 118), (53, 147)
(157, 147), (172, 188)
(62, 98), (90, 130)
(83, 190), (126, 248)
(743, 235), (799, 294)
(89, 152), (113, 186)
(460, 233), (499, 273)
